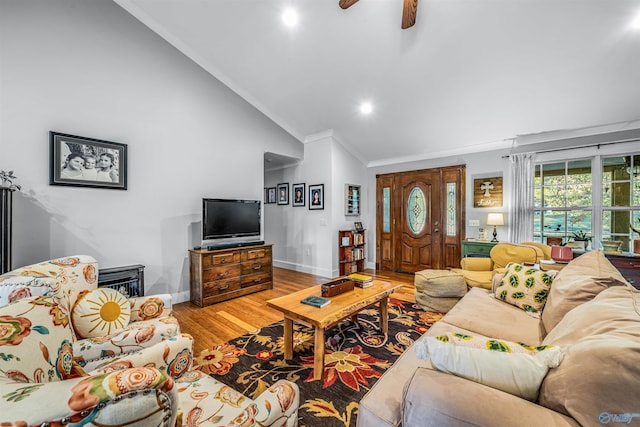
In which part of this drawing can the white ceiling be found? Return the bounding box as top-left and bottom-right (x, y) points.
(115, 0), (640, 167)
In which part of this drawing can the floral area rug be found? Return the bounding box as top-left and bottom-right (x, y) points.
(193, 298), (443, 427)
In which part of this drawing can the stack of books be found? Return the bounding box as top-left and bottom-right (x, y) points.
(300, 295), (331, 308)
(348, 273), (373, 288)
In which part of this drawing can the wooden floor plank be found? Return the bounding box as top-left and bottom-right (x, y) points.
(217, 310), (259, 332)
(173, 267), (416, 354)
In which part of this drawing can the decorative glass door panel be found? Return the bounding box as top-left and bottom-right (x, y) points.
(407, 187), (427, 234)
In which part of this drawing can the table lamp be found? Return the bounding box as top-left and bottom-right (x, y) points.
(487, 213), (504, 242)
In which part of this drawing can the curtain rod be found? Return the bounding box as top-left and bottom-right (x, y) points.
(501, 137), (640, 159)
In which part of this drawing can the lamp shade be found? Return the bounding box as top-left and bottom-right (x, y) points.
(486, 213), (504, 226)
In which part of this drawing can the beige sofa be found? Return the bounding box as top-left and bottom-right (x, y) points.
(358, 250), (640, 426)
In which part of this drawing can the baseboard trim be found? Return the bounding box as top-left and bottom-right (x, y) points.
(273, 260), (332, 278)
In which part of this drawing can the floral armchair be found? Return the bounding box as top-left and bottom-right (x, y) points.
(0, 295), (181, 426)
(0, 295), (300, 426)
(0, 255), (180, 368)
(1, 256), (300, 426)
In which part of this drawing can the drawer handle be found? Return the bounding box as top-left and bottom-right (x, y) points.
(253, 278), (261, 283)
(252, 263), (262, 270)
(221, 258), (226, 264)
(217, 271), (229, 278)
(218, 284), (229, 291)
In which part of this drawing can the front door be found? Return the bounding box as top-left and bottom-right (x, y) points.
(376, 165), (464, 273)
(397, 171), (442, 272)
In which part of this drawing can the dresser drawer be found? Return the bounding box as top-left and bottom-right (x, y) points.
(240, 272), (271, 288)
(462, 241), (496, 257)
(608, 257), (640, 270)
(241, 257), (272, 275)
(202, 264), (241, 282)
(202, 278), (241, 297)
(242, 248), (270, 261)
(202, 252), (240, 268)
(604, 255), (640, 289)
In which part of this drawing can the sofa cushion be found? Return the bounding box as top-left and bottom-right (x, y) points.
(72, 288), (131, 339)
(450, 269), (493, 289)
(417, 332), (562, 401)
(490, 243), (541, 269)
(541, 250), (629, 334)
(442, 287), (545, 345)
(539, 286), (640, 425)
(402, 368), (581, 427)
(0, 296), (75, 383)
(495, 263), (556, 317)
(357, 320), (468, 427)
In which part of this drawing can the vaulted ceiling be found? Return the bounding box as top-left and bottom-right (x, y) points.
(115, 0), (640, 166)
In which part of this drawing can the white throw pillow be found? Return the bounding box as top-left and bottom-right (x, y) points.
(415, 332), (563, 401)
(72, 288), (131, 338)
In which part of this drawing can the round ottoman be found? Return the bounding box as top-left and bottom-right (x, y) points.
(414, 269), (467, 313)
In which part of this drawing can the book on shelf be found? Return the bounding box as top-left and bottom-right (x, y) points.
(300, 295), (331, 308)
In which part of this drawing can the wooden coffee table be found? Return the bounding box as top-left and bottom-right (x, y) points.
(266, 280), (402, 380)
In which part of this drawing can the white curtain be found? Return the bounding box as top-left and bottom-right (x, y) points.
(508, 153), (535, 243)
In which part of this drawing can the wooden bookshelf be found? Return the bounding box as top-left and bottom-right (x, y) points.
(338, 229), (365, 275)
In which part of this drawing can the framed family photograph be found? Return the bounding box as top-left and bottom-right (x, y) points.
(267, 187), (276, 204)
(277, 183), (289, 205)
(292, 183), (305, 207)
(309, 184), (324, 210)
(50, 131), (127, 190)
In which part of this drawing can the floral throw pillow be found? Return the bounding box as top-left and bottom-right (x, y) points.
(415, 331), (563, 401)
(495, 263), (556, 317)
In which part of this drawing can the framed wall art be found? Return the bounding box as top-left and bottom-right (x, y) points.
(277, 183), (289, 205)
(292, 183), (305, 207)
(50, 131), (127, 190)
(267, 187), (276, 204)
(309, 184), (324, 210)
(473, 176), (502, 208)
(345, 183), (361, 216)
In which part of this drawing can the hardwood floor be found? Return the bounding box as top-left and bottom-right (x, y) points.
(173, 267), (417, 354)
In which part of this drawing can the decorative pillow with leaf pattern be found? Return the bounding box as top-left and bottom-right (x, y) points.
(414, 331), (563, 401)
(431, 332), (554, 355)
(495, 263), (556, 317)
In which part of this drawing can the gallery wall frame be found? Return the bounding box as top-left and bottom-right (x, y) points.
(267, 187), (276, 204)
(309, 184), (324, 210)
(292, 183), (305, 207)
(50, 131), (127, 190)
(277, 182), (289, 205)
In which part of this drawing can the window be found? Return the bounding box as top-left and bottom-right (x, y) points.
(602, 155), (640, 251)
(533, 153), (640, 252)
(534, 160), (592, 244)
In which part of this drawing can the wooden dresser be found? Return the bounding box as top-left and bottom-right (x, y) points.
(602, 252), (640, 290)
(574, 250), (640, 290)
(189, 243), (273, 307)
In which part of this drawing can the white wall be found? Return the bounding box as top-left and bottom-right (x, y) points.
(1, 0), (302, 301)
(265, 136), (368, 278)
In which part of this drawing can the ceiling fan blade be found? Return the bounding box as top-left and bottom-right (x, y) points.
(339, 0), (360, 10)
(401, 0), (418, 29)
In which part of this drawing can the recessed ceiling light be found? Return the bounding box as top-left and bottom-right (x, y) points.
(360, 102), (373, 115)
(282, 8), (298, 28)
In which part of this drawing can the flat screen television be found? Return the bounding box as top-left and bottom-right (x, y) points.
(202, 198), (261, 240)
